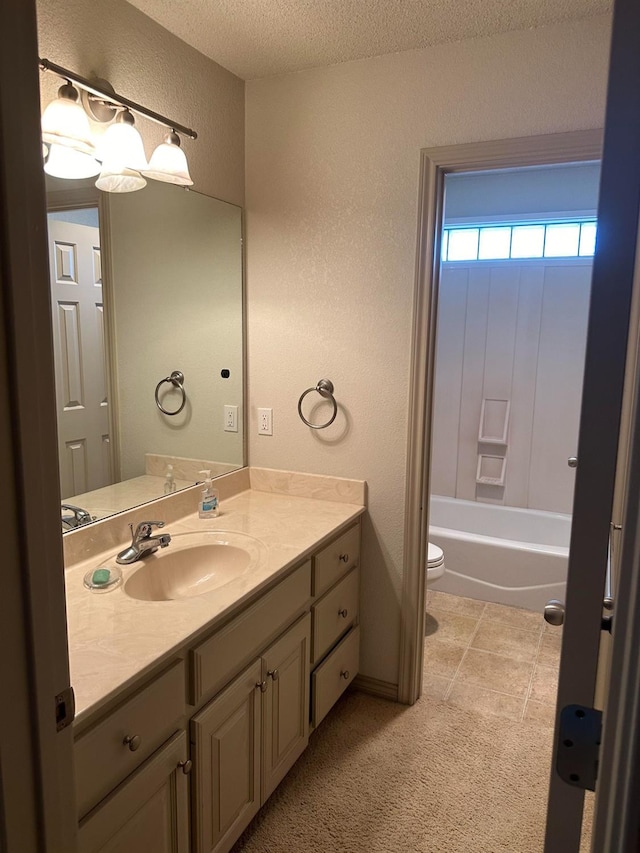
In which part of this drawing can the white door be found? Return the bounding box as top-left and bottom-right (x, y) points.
(543, 0), (640, 847)
(47, 215), (113, 498)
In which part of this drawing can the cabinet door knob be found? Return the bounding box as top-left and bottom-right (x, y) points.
(123, 734), (141, 752)
(339, 553), (349, 563)
(178, 759), (192, 775)
(256, 680), (268, 693)
(338, 608), (348, 618)
(340, 670), (350, 680)
(268, 669), (279, 681)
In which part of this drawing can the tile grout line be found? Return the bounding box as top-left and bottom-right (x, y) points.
(520, 620), (546, 722)
(443, 602), (487, 701)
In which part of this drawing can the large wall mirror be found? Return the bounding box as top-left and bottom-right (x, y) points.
(46, 177), (245, 531)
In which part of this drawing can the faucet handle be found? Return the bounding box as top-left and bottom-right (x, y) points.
(131, 520), (165, 541)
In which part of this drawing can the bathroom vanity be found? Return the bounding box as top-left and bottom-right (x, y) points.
(65, 471), (365, 852)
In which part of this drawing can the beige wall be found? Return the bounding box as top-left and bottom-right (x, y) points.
(37, 0), (244, 206)
(245, 15), (612, 685)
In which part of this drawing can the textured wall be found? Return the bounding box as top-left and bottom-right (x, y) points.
(246, 15), (612, 685)
(37, 0), (244, 205)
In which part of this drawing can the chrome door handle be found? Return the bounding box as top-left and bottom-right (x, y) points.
(544, 599), (565, 626)
(568, 456), (578, 468)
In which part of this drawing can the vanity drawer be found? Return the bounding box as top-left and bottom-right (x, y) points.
(74, 659), (185, 818)
(191, 561), (311, 705)
(312, 566), (359, 664)
(311, 626), (360, 728)
(313, 523), (360, 597)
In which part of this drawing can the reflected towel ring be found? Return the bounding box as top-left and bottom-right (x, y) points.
(298, 379), (338, 429)
(155, 370), (186, 416)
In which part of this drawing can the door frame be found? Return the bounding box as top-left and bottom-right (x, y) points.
(0, 0), (77, 848)
(398, 129), (604, 706)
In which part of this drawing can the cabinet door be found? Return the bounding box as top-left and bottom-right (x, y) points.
(262, 613), (311, 801)
(191, 659), (262, 853)
(78, 731), (189, 853)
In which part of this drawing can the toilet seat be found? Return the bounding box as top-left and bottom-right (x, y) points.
(427, 542), (444, 568)
(427, 542), (445, 583)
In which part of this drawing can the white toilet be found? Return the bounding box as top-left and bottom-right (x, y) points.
(427, 542), (446, 585)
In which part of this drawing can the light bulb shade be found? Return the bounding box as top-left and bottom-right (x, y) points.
(96, 115), (148, 171)
(142, 133), (193, 186)
(95, 165), (147, 193)
(41, 84), (95, 155)
(44, 144), (101, 179)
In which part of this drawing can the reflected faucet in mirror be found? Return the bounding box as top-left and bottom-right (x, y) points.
(61, 503), (95, 531)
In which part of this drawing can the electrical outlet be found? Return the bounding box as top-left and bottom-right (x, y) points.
(258, 407), (273, 435)
(224, 404), (238, 433)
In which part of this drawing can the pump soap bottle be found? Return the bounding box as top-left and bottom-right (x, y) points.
(198, 470), (219, 518)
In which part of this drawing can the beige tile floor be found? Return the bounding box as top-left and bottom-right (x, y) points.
(424, 589), (562, 725)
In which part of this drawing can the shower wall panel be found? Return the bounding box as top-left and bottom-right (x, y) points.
(431, 259), (591, 513)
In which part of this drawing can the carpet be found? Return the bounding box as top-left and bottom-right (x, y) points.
(232, 689), (593, 852)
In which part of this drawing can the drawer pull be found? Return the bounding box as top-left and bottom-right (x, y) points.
(256, 681), (268, 693)
(268, 669), (280, 681)
(178, 759), (193, 775)
(339, 553), (350, 563)
(338, 608), (349, 619)
(340, 670), (350, 680)
(123, 734), (141, 752)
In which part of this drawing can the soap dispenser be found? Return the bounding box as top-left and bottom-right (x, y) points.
(198, 470), (219, 518)
(164, 463), (177, 494)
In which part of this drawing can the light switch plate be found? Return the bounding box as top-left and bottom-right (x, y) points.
(224, 405), (238, 432)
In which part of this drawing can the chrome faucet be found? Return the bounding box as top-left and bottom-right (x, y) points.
(116, 521), (171, 565)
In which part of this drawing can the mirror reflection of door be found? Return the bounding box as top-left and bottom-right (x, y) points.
(47, 208), (114, 501)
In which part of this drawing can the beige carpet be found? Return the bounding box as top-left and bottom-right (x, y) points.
(232, 689), (593, 852)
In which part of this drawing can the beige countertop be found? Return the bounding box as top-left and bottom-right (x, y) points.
(66, 485), (365, 726)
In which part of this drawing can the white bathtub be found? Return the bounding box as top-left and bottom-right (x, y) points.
(429, 495), (570, 611)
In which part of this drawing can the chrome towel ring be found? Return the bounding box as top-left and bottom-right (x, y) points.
(155, 370), (186, 416)
(298, 378), (338, 429)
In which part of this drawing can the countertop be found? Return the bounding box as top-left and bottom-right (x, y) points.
(66, 487), (365, 726)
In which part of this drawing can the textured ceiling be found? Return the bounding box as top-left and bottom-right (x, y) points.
(127, 0), (611, 80)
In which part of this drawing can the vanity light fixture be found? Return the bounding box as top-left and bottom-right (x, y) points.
(41, 81), (96, 155)
(142, 131), (193, 186)
(96, 110), (148, 171)
(44, 143), (101, 180)
(39, 59), (197, 193)
(95, 109), (148, 193)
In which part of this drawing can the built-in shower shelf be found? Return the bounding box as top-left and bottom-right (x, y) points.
(478, 398), (510, 445)
(476, 453), (507, 487)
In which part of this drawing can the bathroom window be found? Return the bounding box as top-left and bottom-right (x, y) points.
(442, 219), (597, 262)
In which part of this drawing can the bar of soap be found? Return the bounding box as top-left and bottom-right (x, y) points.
(92, 568), (111, 585)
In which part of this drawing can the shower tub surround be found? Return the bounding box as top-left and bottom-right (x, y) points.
(429, 495), (570, 611)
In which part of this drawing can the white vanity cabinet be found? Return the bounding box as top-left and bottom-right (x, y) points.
(72, 517), (362, 853)
(190, 613), (310, 853)
(310, 522), (361, 728)
(78, 731), (190, 853)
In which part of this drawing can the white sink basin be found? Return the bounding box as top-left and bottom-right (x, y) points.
(122, 531), (267, 601)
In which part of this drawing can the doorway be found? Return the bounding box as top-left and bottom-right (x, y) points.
(424, 161), (600, 735)
(431, 163), (599, 606)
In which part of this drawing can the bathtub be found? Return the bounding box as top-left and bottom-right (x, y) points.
(429, 495), (570, 611)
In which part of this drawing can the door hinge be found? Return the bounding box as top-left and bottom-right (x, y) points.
(556, 704), (602, 791)
(55, 686), (75, 732)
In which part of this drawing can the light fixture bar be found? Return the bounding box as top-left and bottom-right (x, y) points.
(39, 58), (198, 140)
